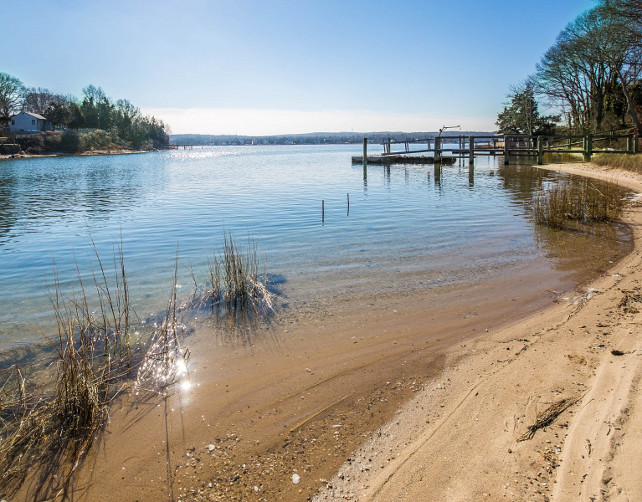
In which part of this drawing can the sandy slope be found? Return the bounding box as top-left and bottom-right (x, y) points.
(315, 163), (642, 502)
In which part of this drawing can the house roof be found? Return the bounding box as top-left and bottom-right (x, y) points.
(14, 111), (48, 121)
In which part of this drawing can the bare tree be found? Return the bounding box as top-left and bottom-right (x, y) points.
(536, 2), (642, 133)
(0, 73), (25, 128)
(597, 0), (642, 132)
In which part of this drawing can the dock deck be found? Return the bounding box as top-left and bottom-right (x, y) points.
(351, 155), (457, 165)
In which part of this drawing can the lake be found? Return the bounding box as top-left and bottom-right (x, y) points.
(0, 145), (632, 351)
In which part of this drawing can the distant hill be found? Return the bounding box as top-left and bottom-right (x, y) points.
(170, 131), (496, 146)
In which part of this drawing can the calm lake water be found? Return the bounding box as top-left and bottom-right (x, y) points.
(0, 145), (632, 350)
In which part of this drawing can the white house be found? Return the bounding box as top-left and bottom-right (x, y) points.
(9, 111), (52, 132)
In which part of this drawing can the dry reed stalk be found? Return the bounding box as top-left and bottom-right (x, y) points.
(0, 241), (141, 496)
(519, 395), (580, 441)
(134, 256), (190, 395)
(205, 233), (274, 316)
(533, 179), (625, 229)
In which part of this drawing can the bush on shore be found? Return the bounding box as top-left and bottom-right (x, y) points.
(14, 129), (157, 155)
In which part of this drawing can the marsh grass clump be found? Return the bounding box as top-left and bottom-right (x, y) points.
(206, 233), (274, 316)
(533, 179), (625, 230)
(592, 153), (642, 174)
(0, 242), (189, 498)
(0, 244), (134, 495)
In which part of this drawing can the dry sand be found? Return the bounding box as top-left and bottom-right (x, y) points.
(315, 162), (642, 502)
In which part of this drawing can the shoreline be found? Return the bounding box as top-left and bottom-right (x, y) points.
(0, 147), (170, 161)
(315, 162), (642, 501)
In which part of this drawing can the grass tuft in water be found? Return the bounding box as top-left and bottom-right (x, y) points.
(533, 179), (625, 230)
(206, 233), (274, 315)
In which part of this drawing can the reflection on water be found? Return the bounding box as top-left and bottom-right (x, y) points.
(0, 147), (633, 350)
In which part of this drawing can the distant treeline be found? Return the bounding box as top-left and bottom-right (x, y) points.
(0, 73), (170, 153)
(171, 131), (493, 147)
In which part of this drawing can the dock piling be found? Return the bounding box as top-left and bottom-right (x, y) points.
(504, 136), (510, 165)
(363, 138), (368, 164)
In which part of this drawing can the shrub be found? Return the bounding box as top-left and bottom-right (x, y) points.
(59, 131), (81, 153)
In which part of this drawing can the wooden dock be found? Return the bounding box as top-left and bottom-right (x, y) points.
(353, 133), (640, 166)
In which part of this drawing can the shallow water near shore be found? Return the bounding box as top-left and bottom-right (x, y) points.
(0, 145), (632, 352)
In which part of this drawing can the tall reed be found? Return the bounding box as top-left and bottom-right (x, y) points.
(135, 257), (190, 394)
(533, 179), (625, 230)
(0, 241), (189, 497)
(206, 233), (273, 314)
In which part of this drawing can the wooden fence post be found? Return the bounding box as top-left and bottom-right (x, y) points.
(584, 134), (593, 161)
(469, 136), (475, 165)
(537, 136), (543, 165)
(627, 134), (633, 154)
(635, 135), (640, 154)
(363, 137), (368, 162)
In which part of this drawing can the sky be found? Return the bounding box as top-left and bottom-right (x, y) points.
(3, 0), (597, 135)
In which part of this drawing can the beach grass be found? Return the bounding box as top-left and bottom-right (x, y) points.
(533, 179), (625, 230)
(592, 153), (642, 174)
(206, 233), (273, 315)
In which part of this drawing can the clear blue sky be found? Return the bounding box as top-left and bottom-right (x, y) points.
(3, 0), (596, 135)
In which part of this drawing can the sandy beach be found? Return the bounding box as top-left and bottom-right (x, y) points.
(315, 162), (642, 501)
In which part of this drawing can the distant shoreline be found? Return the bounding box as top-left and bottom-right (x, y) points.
(170, 130), (495, 147)
(0, 147), (169, 161)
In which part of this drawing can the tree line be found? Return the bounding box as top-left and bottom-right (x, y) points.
(0, 73), (169, 151)
(497, 0), (641, 136)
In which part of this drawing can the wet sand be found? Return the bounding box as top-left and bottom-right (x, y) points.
(60, 264), (566, 501)
(12, 163), (640, 501)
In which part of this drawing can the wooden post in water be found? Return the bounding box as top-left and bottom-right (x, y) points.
(537, 135), (544, 165)
(583, 134), (593, 161)
(322, 200), (325, 224)
(387, 138), (391, 155)
(434, 136), (442, 163)
(363, 137), (368, 163)
(347, 193), (350, 215)
(504, 135), (510, 164)
(469, 136), (475, 165)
